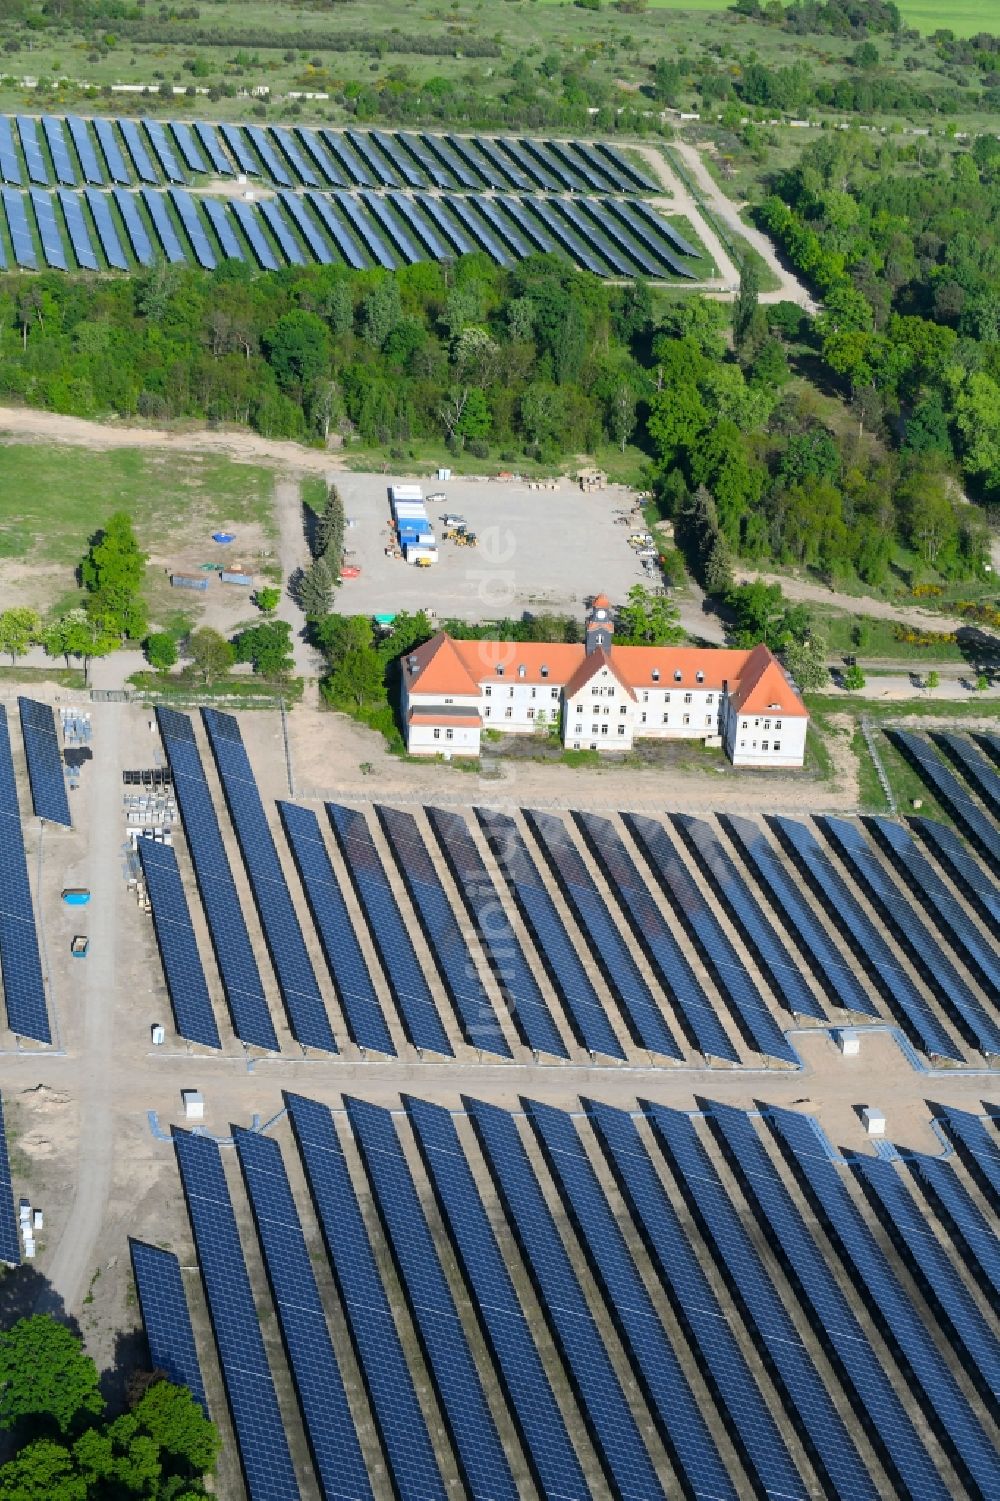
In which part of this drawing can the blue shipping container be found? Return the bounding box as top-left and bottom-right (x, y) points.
(171, 573), (209, 591)
(220, 571), (253, 586)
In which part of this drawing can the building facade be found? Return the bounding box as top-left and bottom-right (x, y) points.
(400, 595), (809, 767)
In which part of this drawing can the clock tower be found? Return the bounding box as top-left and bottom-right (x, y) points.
(585, 593), (614, 656)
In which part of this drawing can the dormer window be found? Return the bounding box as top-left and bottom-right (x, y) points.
(518, 664), (526, 679)
(541, 665), (549, 678)
(651, 669), (660, 682)
(674, 670), (682, 682)
(496, 666), (504, 677)
(696, 670), (704, 683)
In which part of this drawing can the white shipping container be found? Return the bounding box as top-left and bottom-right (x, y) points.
(862, 1107), (886, 1136)
(390, 484), (423, 502)
(33, 1210), (43, 1230)
(182, 1089), (205, 1121)
(23, 1237), (35, 1258)
(405, 545), (439, 565)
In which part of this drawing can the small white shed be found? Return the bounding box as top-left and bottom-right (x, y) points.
(862, 1106), (886, 1137)
(182, 1090), (205, 1121)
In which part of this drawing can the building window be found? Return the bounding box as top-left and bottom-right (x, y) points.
(641, 712), (647, 724)
(575, 725), (582, 736)
(573, 741), (580, 749)
(592, 724), (599, 734)
(517, 665), (525, 678)
(762, 740), (769, 751)
(620, 705), (627, 716)
(485, 707), (491, 718)
(674, 670), (682, 682)
(446, 728), (454, 741)
(642, 690), (648, 703)
(775, 720), (782, 730)
(531, 687), (536, 698)
(496, 666), (504, 677)
(696, 671), (704, 683)
(740, 739), (745, 748)
(590, 743), (597, 751)
(752, 740), (757, 749)
(551, 687), (559, 699)
(764, 719), (771, 730)
(683, 714), (690, 726)
(433, 728), (440, 740)
(684, 692), (692, 705)
(741, 719), (748, 729)
(601, 724), (609, 735)
(592, 687), (600, 696)
(527, 708), (535, 720)
(774, 742), (781, 752)
(505, 708), (513, 719)
(754, 718), (760, 728)
(664, 692), (671, 704)
(541, 665), (549, 678)
(618, 724), (626, 736)
(444, 696), (454, 704)
(509, 687), (514, 697)
(706, 693), (714, 705)
(705, 716), (712, 726)
(652, 669), (660, 682)
(484, 686), (492, 697)
(662, 712), (669, 724)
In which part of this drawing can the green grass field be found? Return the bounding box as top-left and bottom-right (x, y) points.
(578, 0), (1000, 33)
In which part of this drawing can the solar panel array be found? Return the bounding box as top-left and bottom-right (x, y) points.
(0, 705), (51, 1044)
(936, 732), (1000, 820)
(201, 710), (336, 1054)
(911, 816), (1000, 935)
(892, 730), (1000, 864)
(136, 836), (221, 1050)
(17, 697), (71, 827)
(0, 1092), (20, 1267)
(130, 1239), (207, 1411)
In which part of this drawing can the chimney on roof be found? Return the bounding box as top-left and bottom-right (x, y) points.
(586, 593), (614, 657)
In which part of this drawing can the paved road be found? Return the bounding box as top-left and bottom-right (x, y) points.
(38, 703), (120, 1315)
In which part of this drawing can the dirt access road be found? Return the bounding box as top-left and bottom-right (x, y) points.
(736, 568), (997, 639)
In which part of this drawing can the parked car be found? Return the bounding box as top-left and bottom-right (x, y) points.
(441, 513), (466, 527)
(427, 491), (447, 504)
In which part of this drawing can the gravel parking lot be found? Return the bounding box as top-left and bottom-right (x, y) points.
(332, 471), (657, 621)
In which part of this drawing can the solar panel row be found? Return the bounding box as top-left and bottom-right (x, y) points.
(0, 1092), (21, 1267)
(17, 697), (71, 826)
(935, 732), (1000, 820)
(130, 1239), (208, 1411)
(892, 731), (1000, 865)
(910, 816), (1000, 936)
(136, 836), (221, 1050)
(0, 706), (50, 1043)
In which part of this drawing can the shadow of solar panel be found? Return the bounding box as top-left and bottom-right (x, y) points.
(345, 1097), (518, 1501)
(558, 196), (641, 275)
(720, 814), (876, 1017)
(200, 710), (335, 1054)
(573, 141), (633, 192)
(624, 814), (796, 1062)
(156, 707), (277, 1051)
(193, 121), (233, 175)
(671, 813), (824, 1022)
(257, 197), (305, 264)
(477, 808), (622, 1058)
(143, 188), (187, 261)
(458, 139), (510, 190)
(573, 198), (662, 277)
(773, 816), (964, 1061)
(170, 122), (207, 174)
(576, 812), (738, 1060)
(278, 802), (393, 1054)
(427, 806), (567, 1057)
(130, 1240), (207, 1411)
(0, 118), (21, 183)
(30, 189), (67, 269)
(371, 131), (423, 188)
(524, 138), (588, 192)
(405, 1097), (591, 1501)
(388, 193), (446, 258)
(529, 198), (608, 274)
(218, 124), (259, 176)
(245, 125), (292, 187)
(601, 199), (690, 277)
(16, 117), (48, 184)
(86, 188), (128, 268)
(695, 1102), (952, 1501)
(120, 119), (158, 183)
(411, 193), (473, 255)
(470, 194), (531, 256)
(468, 1098), (666, 1501)
(59, 190), (98, 269)
(18, 697), (71, 825)
(234, 1128), (374, 1501)
(0, 1093), (21, 1267)
(421, 134), (478, 189)
(137, 837), (221, 1050)
(270, 128), (318, 187)
(646, 1103), (881, 1501)
(295, 129), (345, 186)
(95, 119), (131, 184)
(976, 732), (1000, 767)
(396, 133), (452, 189)
(170, 189), (216, 269)
(346, 130), (400, 187)
(42, 117), (76, 185)
(201, 196), (243, 261)
(443, 134), (497, 188)
(173, 1130), (300, 1501)
(278, 191), (333, 262)
(477, 139), (532, 190)
(913, 1153), (1000, 1298)
(595, 141), (658, 192)
(493, 194), (556, 253)
(935, 733), (1000, 820)
(526, 810), (681, 1057)
(321, 131), (372, 186)
(0, 707), (50, 1043)
(305, 193), (367, 267)
(377, 805), (509, 1056)
(443, 195), (511, 264)
(909, 817), (1000, 936)
(561, 141), (623, 193)
(771, 1107), (998, 1498)
(529, 1099), (759, 1501)
(331, 192), (395, 267)
(359, 191), (420, 262)
(144, 119), (184, 183)
(229, 199), (278, 269)
(938, 1106), (1000, 1199)
(854, 1156), (999, 1397)
(629, 198), (699, 259)
(3, 188), (37, 267)
(285, 1092), (448, 1501)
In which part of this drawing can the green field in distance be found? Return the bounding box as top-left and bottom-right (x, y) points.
(532, 0), (1000, 36)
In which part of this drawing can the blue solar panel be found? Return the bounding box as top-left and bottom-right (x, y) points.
(3, 188), (37, 268)
(572, 198), (660, 277)
(524, 138), (588, 192)
(331, 191), (396, 268)
(271, 128), (318, 187)
(529, 1099), (763, 1501)
(976, 732), (1000, 766)
(84, 188), (127, 268)
(405, 1098), (592, 1501)
(228, 199), (278, 269)
(469, 194), (532, 257)
(604, 199), (691, 276)
(257, 197), (305, 265)
(278, 802), (394, 1055)
(595, 141), (658, 192)
(625, 814), (796, 1062)
(721, 814), (877, 1016)
(201, 710), (336, 1054)
(420, 134), (478, 189)
(526, 810), (681, 1057)
(0, 706), (50, 1043)
(388, 193), (446, 258)
(41, 116), (76, 185)
(561, 141), (622, 193)
(346, 130), (400, 187)
(0, 117), (21, 183)
(233, 1128), (374, 1501)
(320, 131), (373, 187)
(120, 119), (158, 183)
(396, 132), (452, 188)
(170, 188), (216, 268)
(699, 1103), (951, 1501)
(295, 129), (345, 186)
(112, 188), (154, 265)
(173, 1130), (300, 1501)
(427, 806), (567, 1058)
(440, 195), (510, 265)
(170, 121), (208, 174)
(672, 814), (825, 1021)
(573, 140), (633, 192)
(938, 1106), (1000, 1199)
(502, 138), (560, 190)
(16, 117), (48, 184)
(494, 194), (557, 254)
(867, 817), (1000, 1016)
(530, 198), (610, 275)
(94, 118), (131, 184)
(371, 132), (422, 187)
(306, 193), (367, 268)
(411, 192), (473, 255)
(59, 189), (98, 269)
(137, 837), (221, 1050)
(477, 138), (533, 190)
(377, 805), (510, 1056)
(244, 125), (292, 187)
(0, 1092), (21, 1267)
(854, 1156), (1000, 1396)
(477, 808), (624, 1058)
(346, 1096), (519, 1501)
(193, 121), (233, 176)
(912, 1153), (1000, 1298)
(218, 125), (259, 177)
(576, 811), (738, 1061)
(358, 191), (420, 262)
(142, 188), (187, 261)
(645, 1103), (879, 1501)
(444, 135), (498, 188)
(772, 1107), (998, 1499)
(278, 191), (333, 263)
(18, 698), (70, 825)
(30, 188), (67, 269)
(157, 708), (277, 1051)
(773, 816), (964, 1060)
(285, 1093), (448, 1501)
(936, 732), (1000, 819)
(130, 1240), (207, 1410)
(629, 198), (699, 257)
(140, 118), (182, 183)
(201, 196), (243, 261)
(468, 1098), (665, 1501)
(909, 817), (1000, 936)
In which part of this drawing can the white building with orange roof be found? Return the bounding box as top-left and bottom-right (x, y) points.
(400, 594), (808, 766)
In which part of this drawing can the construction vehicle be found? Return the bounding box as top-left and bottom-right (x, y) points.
(414, 555), (434, 568)
(441, 513), (466, 528)
(71, 935), (89, 958)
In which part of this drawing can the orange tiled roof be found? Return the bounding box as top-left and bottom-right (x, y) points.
(729, 644), (808, 717)
(562, 648), (636, 702)
(409, 711), (482, 727)
(403, 632), (482, 697)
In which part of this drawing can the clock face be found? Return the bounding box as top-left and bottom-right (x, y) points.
(596, 609), (607, 620)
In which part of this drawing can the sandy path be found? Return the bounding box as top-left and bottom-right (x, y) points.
(736, 568), (992, 638)
(630, 143), (737, 290)
(0, 404), (341, 473)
